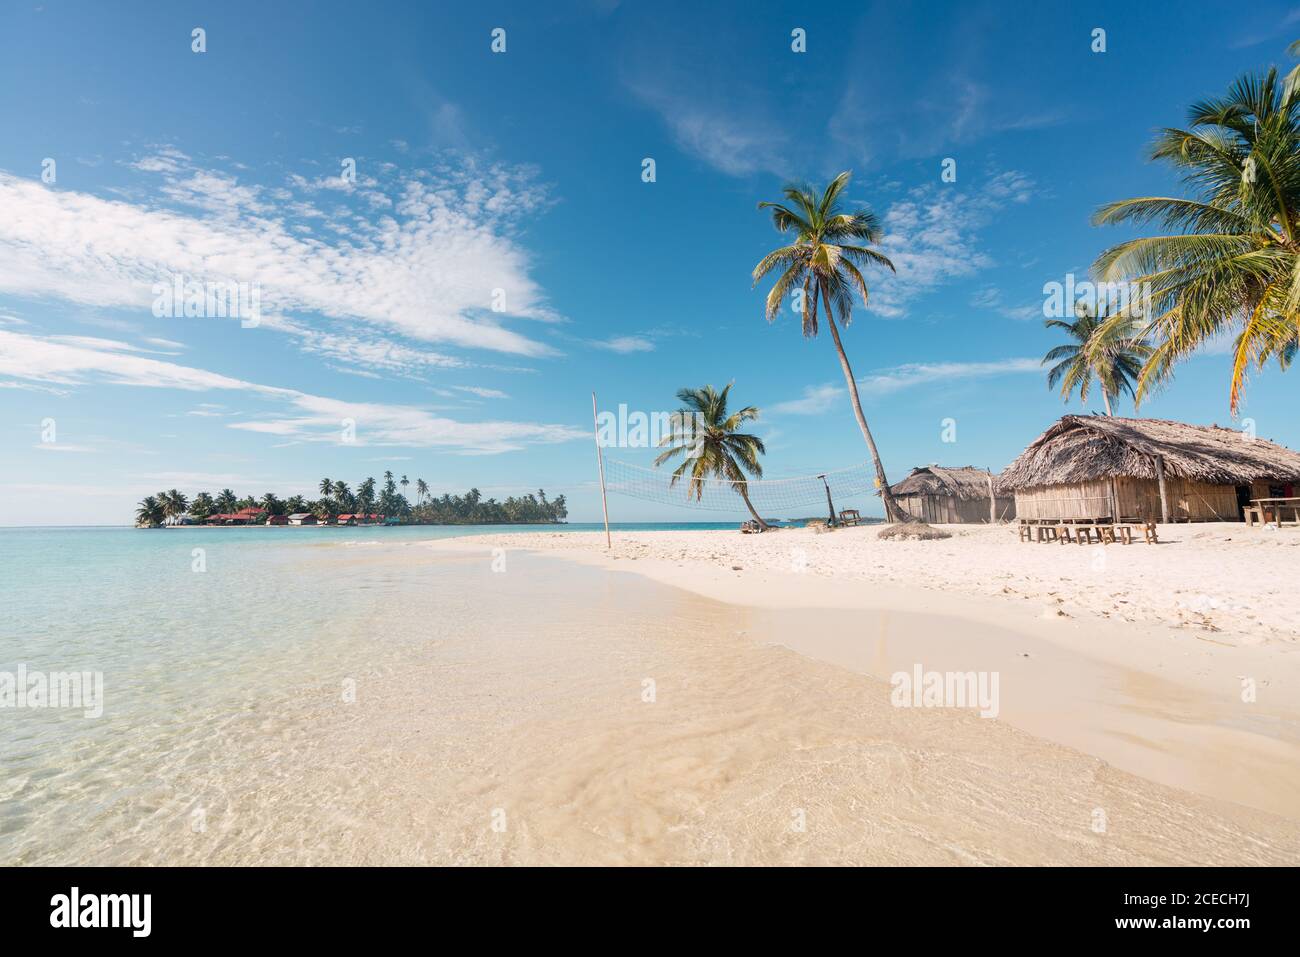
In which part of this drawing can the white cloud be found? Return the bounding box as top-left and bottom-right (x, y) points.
(624, 72), (788, 177)
(770, 383), (844, 415)
(590, 335), (655, 354)
(0, 330), (584, 454)
(858, 358), (1043, 396)
(867, 172), (1036, 318)
(970, 285), (1042, 322)
(0, 152), (560, 358)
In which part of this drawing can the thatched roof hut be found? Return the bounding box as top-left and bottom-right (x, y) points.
(889, 465), (1014, 523)
(998, 415), (1300, 522)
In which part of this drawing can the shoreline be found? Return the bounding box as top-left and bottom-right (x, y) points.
(425, 524), (1300, 821)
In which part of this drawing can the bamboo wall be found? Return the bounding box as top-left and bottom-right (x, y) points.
(1013, 478), (1243, 522)
(896, 494), (1016, 524)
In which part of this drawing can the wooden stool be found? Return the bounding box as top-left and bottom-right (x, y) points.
(1019, 522), (1033, 543)
(1099, 526), (1117, 544)
(1075, 526), (1094, 545)
(1058, 526), (1074, 544)
(1116, 525), (1133, 544)
(1142, 522), (1159, 544)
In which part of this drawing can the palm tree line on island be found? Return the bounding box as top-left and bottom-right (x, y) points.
(136, 471), (566, 527)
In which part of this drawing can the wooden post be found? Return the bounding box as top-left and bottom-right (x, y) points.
(1153, 455), (1170, 524)
(591, 392), (611, 550)
(986, 470), (997, 524)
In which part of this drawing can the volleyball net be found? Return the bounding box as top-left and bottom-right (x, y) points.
(601, 458), (881, 516)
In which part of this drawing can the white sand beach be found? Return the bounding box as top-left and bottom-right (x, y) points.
(424, 523), (1300, 843)
(435, 522), (1300, 645)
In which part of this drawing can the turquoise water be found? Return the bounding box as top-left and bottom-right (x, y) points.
(0, 521), (742, 861)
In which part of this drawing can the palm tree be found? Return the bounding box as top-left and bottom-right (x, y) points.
(159, 489), (188, 523)
(357, 477), (376, 513)
(416, 478), (429, 506)
(331, 480), (352, 512)
(400, 475), (410, 499)
(135, 496), (164, 527)
(259, 492), (282, 516)
(215, 489), (238, 514)
(319, 477), (333, 499)
(654, 384), (770, 529)
(753, 171), (906, 521)
(1092, 64), (1300, 413)
(1043, 304), (1151, 415)
(189, 491), (214, 521)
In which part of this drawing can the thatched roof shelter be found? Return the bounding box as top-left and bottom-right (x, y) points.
(891, 465), (996, 500)
(998, 416), (1300, 491)
(890, 465), (1014, 523)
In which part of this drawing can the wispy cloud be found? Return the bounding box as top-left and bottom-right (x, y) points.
(770, 383), (844, 415)
(589, 335), (656, 354)
(0, 330), (584, 454)
(0, 150), (561, 359)
(858, 358), (1042, 396)
(627, 76), (788, 176)
(970, 285), (1042, 322)
(867, 171), (1036, 318)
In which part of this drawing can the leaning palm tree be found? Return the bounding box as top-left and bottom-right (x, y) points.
(654, 384), (770, 529)
(1092, 64), (1300, 413)
(1043, 304), (1151, 415)
(416, 478), (429, 506)
(753, 171), (906, 521)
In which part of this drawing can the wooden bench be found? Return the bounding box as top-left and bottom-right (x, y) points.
(838, 509), (861, 527)
(1020, 517), (1157, 544)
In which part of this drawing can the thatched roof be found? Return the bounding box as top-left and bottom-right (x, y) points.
(998, 416), (1300, 491)
(890, 465), (996, 500)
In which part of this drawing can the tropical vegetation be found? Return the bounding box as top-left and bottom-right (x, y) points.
(654, 384), (770, 529)
(134, 475), (566, 527)
(752, 171), (907, 521)
(1042, 304), (1151, 415)
(1091, 56), (1300, 413)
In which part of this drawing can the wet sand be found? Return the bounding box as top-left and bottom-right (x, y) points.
(429, 531), (1300, 827)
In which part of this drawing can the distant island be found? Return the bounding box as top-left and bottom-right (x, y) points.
(135, 471), (567, 527)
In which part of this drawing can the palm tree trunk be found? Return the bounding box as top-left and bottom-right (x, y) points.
(1101, 389), (1113, 416)
(735, 482), (770, 530)
(823, 309), (907, 523)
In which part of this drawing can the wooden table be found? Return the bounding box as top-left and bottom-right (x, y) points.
(1246, 497), (1300, 527)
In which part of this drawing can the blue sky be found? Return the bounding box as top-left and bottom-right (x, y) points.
(2, 0), (1298, 525)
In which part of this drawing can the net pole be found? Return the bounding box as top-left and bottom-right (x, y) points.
(591, 391), (611, 550)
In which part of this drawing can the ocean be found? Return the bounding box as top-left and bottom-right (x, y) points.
(0, 523), (740, 863)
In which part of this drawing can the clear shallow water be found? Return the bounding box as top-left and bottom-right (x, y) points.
(0, 522), (732, 862)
